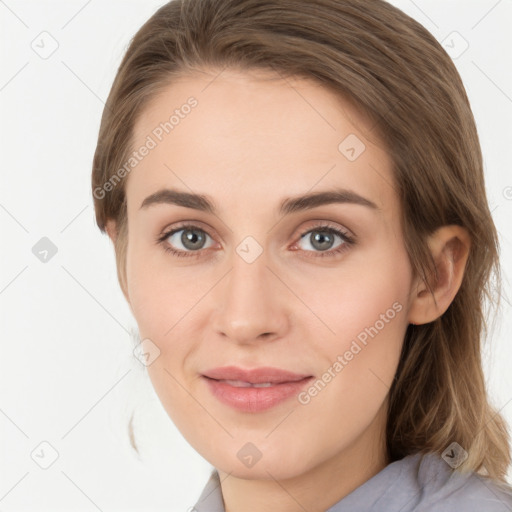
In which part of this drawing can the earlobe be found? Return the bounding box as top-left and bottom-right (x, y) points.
(408, 225), (471, 325)
(105, 219), (118, 245)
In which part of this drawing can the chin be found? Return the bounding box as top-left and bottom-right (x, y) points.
(205, 443), (313, 481)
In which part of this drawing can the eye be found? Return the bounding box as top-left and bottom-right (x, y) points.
(157, 222), (356, 259)
(293, 223), (355, 258)
(157, 224), (215, 258)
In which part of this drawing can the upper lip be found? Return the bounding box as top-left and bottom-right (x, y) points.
(202, 366), (312, 384)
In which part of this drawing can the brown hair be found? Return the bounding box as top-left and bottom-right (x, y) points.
(91, 0), (511, 482)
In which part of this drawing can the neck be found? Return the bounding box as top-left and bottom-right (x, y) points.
(218, 402), (389, 512)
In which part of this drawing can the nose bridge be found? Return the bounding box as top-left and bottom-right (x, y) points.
(227, 245), (269, 302)
(212, 241), (288, 342)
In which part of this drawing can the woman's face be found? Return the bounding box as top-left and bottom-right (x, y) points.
(122, 68), (415, 480)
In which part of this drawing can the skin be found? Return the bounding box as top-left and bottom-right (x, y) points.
(106, 68), (470, 512)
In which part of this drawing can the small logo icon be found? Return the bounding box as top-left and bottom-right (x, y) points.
(441, 31), (469, 59)
(32, 237), (58, 263)
(237, 442), (263, 468)
(441, 441), (468, 468)
(31, 31), (59, 59)
(236, 236), (263, 264)
(30, 441), (59, 469)
(133, 338), (161, 366)
(338, 134), (366, 161)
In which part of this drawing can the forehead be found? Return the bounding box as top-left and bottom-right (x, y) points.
(127, 68), (395, 216)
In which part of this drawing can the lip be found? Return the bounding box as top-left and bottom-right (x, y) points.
(202, 365), (311, 384)
(201, 366), (314, 413)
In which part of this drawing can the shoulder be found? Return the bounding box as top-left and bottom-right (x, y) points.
(419, 479), (512, 511)
(414, 453), (512, 511)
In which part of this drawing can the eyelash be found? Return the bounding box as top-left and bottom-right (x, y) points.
(156, 222), (356, 259)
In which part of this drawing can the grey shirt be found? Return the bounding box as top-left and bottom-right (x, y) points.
(192, 452), (512, 511)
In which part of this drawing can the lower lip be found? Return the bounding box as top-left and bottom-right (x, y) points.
(202, 376), (313, 412)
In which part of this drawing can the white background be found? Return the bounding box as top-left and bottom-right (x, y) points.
(1, 0), (511, 510)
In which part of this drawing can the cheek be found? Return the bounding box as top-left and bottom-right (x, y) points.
(125, 240), (174, 340)
(126, 235), (190, 333)
(125, 243), (206, 394)
(308, 249), (410, 345)
(297, 275), (408, 454)
(126, 244), (199, 420)
(309, 249), (411, 396)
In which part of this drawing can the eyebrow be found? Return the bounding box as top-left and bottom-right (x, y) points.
(139, 187), (380, 215)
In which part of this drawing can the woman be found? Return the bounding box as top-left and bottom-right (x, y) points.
(91, 0), (512, 510)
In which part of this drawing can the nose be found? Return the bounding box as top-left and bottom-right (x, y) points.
(211, 250), (290, 345)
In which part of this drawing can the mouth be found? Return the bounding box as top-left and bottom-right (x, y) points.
(201, 366), (314, 412)
(205, 379), (286, 388)
(201, 365), (313, 384)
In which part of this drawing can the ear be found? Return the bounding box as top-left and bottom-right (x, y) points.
(105, 219), (118, 245)
(408, 225), (471, 325)
(104, 218), (132, 308)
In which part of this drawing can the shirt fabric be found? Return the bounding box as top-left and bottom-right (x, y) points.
(192, 451), (512, 511)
